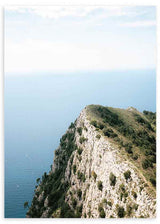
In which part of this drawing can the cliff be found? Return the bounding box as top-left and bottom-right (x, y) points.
(27, 105), (156, 218)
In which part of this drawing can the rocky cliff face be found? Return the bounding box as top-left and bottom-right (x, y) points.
(27, 105), (156, 218)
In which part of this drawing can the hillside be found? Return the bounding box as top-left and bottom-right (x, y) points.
(26, 105), (156, 218)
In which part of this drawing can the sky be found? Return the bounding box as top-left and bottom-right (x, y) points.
(4, 6), (156, 75)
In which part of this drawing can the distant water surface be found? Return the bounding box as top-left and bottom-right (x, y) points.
(4, 70), (156, 218)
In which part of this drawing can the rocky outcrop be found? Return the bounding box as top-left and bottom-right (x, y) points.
(27, 105), (156, 218)
(64, 108), (156, 218)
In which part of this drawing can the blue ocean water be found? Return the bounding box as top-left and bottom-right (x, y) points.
(4, 70), (156, 218)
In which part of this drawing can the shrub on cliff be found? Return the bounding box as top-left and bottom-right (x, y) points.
(98, 122), (104, 130)
(72, 198), (77, 209)
(79, 137), (88, 144)
(97, 181), (103, 191)
(124, 170), (131, 181)
(107, 201), (112, 207)
(125, 144), (133, 154)
(73, 165), (76, 174)
(116, 205), (125, 218)
(36, 178), (40, 184)
(90, 120), (98, 128)
(150, 177), (156, 187)
(119, 183), (125, 192)
(109, 172), (116, 186)
(126, 204), (133, 216)
(76, 204), (83, 217)
(96, 134), (101, 139)
(142, 159), (153, 169)
(77, 127), (82, 135)
(98, 203), (105, 218)
(103, 128), (118, 138)
(77, 147), (83, 155)
(60, 203), (76, 218)
(132, 153), (138, 160)
(99, 209), (105, 218)
(77, 189), (82, 199)
(69, 122), (75, 129)
(77, 171), (86, 182)
(132, 191), (137, 199)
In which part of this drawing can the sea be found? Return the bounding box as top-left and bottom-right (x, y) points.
(4, 70), (156, 218)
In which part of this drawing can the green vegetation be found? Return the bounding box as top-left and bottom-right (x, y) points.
(77, 189), (82, 199)
(126, 203), (138, 217)
(79, 137), (88, 144)
(134, 113), (153, 131)
(27, 123), (78, 218)
(89, 106), (124, 127)
(119, 183), (125, 192)
(77, 155), (82, 162)
(150, 178), (156, 187)
(97, 181), (103, 191)
(77, 147), (83, 155)
(83, 190), (86, 200)
(120, 192), (128, 202)
(109, 172), (116, 186)
(69, 122), (75, 129)
(88, 210), (91, 218)
(90, 120), (104, 130)
(142, 159), (153, 169)
(103, 128), (118, 138)
(107, 201), (112, 207)
(119, 183), (128, 202)
(124, 143), (133, 154)
(73, 165), (76, 174)
(116, 205), (125, 218)
(126, 204), (133, 216)
(36, 178), (40, 184)
(77, 171), (86, 182)
(76, 204), (83, 216)
(133, 203), (139, 211)
(124, 192), (128, 198)
(72, 198), (77, 209)
(98, 203), (106, 218)
(90, 120), (98, 127)
(132, 153), (138, 160)
(87, 105), (156, 190)
(77, 127), (82, 135)
(27, 105), (156, 218)
(99, 209), (105, 218)
(96, 134), (101, 139)
(124, 170), (131, 181)
(143, 110), (156, 125)
(132, 191), (137, 199)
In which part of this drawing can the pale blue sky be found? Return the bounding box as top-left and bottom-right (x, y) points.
(5, 6), (156, 74)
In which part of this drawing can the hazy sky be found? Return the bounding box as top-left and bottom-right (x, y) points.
(5, 6), (156, 75)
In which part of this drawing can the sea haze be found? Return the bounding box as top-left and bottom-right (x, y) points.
(4, 70), (156, 218)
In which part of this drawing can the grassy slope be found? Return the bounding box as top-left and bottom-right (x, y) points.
(86, 105), (156, 196)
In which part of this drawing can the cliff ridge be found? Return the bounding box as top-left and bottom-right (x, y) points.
(27, 105), (156, 218)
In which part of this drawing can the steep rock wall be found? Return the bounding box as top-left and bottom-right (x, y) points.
(27, 107), (156, 218)
(64, 108), (156, 218)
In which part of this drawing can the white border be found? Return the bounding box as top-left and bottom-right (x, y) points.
(0, 0), (159, 224)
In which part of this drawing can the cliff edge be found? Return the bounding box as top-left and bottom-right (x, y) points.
(27, 105), (156, 218)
